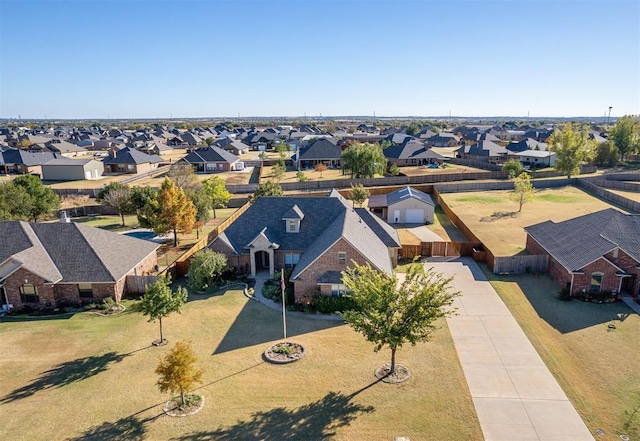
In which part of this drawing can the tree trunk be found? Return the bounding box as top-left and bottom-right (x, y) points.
(390, 347), (397, 374)
(213, 205), (217, 218)
(120, 212), (125, 226)
(180, 388), (185, 407)
(159, 317), (164, 342)
(173, 228), (178, 247)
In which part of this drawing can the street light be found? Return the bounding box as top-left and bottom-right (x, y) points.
(607, 106), (613, 125)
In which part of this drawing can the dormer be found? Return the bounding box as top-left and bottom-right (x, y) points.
(282, 204), (305, 233)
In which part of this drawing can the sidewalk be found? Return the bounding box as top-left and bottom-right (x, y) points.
(428, 258), (594, 441)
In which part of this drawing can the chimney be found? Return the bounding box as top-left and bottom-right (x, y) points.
(59, 210), (70, 223)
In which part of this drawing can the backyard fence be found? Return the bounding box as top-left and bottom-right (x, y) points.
(492, 255), (548, 274)
(576, 179), (640, 213)
(400, 241), (484, 261)
(602, 171), (640, 181)
(125, 275), (158, 294)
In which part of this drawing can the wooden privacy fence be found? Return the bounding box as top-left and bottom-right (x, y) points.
(492, 255), (548, 274)
(400, 241), (484, 260)
(125, 275), (158, 294)
(576, 179), (640, 213)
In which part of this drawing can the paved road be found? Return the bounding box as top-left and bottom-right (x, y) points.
(428, 258), (595, 441)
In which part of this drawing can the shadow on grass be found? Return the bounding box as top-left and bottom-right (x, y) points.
(171, 383), (377, 441)
(212, 298), (343, 355)
(0, 347), (149, 403)
(65, 415), (147, 441)
(434, 204), (467, 242)
(480, 211), (518, 222)
(475, 260), (632, 333)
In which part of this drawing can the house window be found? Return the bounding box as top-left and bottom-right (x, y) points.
(286, 220), (299, 233)
(331, 284), (348, 297)
(78, 283), (93, 298)
(337, 252), (346, 264)
(19, 284), (39, 303)
(284, 253), (300, 268)
(590, 273), (603, 293)
(206, 163), (216, 171)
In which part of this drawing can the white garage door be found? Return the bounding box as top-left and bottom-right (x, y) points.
(405, 209), (424, 223)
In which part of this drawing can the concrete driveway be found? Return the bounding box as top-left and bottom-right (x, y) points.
(426, 258), (594, 441)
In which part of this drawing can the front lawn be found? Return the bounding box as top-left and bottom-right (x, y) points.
(483, 268), (640, 439)
(0, 288), (481, 440)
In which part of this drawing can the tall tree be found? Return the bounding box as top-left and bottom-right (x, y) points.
(252, 180), (283, 200)
(138, 275), (188, 345)
(348, 183), (369, 207)
(13, 174), (60, 222)
(548, 123), (596, 178)
(509, 172), (534, 212)
(275, 141), (290, 154)
(341, 143), (386, 178)
(0, 182), (30, 220)
(98, 185), (133, 226)
(156, 341), (204, 407)
(147, 178), (197, 247)
(341, 262), (458, 375)
(593, 141), (619, 167)
(130, 186), (157, 227)
(205, 137), (215, 146)
(201, 176), (231, 218)
(168, 163), (201, 194)
(610, 115), (640, 160)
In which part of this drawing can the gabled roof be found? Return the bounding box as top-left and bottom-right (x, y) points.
(103, 146), (163, 165)
(457, 140), (507, 157)
(384, 139), (444, 161)
(506, 138), (547, 153)
(0, 149), (58, 166)
(0, 222), (159, 283)
(297, 138), (341, 160)
(386, 186), (435, 207)
(282, 204), (304, 220)
(41, 157), (98, 166)
(182, 146), (239, 164)
(525, 209), (640, 272)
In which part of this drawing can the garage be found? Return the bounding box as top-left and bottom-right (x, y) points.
(405, 208), (424, 224)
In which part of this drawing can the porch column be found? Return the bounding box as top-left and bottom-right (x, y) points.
(268, 249), (275, 277)
(249, 248), (256, 276)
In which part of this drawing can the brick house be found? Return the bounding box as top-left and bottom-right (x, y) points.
(208, 190), (401, 302)
(525, 209), (640, 297)
(102, 146), (163, 174)
(179, 146), (242, 172)
(0, 221), (159, 311)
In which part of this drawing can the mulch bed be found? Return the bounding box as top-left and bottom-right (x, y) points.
(264, 342), (305, 364)
(375, 363), (412, 383)
(163, 394), (205, 417)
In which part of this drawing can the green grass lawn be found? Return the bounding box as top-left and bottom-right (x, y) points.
(0, 288), (481, 440)
(482, 267), (640, 439)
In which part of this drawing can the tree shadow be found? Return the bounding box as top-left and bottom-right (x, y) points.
(212, 299), (343, 355)
(171, 387), (376, 441)
(480, 211), (518, 222)
(0, 351), (131, 403)
(65, 416), (147, 441)
(433, 204), (467, 242)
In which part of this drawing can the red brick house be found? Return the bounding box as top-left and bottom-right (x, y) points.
(209, 190), (401, 302)
(180, 146), (241, 172)
(0, 221), (159, 311)
(525, 209), (640, 297)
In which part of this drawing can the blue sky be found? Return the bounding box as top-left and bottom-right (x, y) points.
(0, 0), (638, 119)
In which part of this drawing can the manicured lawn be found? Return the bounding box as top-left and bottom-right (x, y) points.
(0, 288), (481, 440)
(482, 268), (640, 440)
(441, 186), (626, 255)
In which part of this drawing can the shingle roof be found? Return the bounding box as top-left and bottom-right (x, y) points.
(525, 209), (640, 272)
(0, 149), (57, 166)
(282, 204), (304, 220)
(384, 139), (444, 161)
(102, 146), (163, 165)
(0, 221), (159, 283)
(297, 138), (342, 160)
(317, 271), (343, 284)
(386, 186), (435, 207)
(182, 146), (239, 164)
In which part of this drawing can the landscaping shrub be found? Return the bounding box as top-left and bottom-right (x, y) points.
(187, 249), (228, 292)
(557, 286), (572, 301)
(312, 294), (359, 314)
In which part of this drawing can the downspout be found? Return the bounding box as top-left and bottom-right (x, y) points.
(569, 273), (575, 296)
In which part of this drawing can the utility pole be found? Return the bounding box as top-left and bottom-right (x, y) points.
(607, 106), (613, 125)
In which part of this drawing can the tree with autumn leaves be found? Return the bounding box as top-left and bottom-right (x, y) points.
(146, 178), (197, 247)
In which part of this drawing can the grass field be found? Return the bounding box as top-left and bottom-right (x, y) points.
(429, 205), (467, 242)
(608, 188), (640, 202)
(0, 289), (481, 441)
(441, 186), (626, 256)
(482, 268), (640, 440)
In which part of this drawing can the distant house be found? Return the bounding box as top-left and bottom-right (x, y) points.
(525, 209), (640, 297)
(511, 150), (556, 168)
(425, 133), (461, 147)
(0, 221), (159, 311)
(456, 140), (508, 162)
(293, 138), (342, 169)
(40, 158), (104, 181)
(180, 132), (203, 146)
(208, 191), (401, 301)
(216, 138), (250, 155)
(180, 146), (242, 172)
(506, 138), (547, 153)
(368, 186), (435, 224)
(383, 139), (445, 166)
(102, 146), (163, 174)
(0, 149), (58, 175)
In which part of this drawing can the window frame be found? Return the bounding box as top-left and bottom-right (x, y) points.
(78, 283), (94, 299)
(19, 284), (39, 304)
(590, 273), (604, 293)
(337, 252), (347, 265)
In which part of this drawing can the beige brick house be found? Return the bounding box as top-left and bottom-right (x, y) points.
(525, 209), (640, 297)
(0, 221), (159, 311)
(209, 190), (401, 302)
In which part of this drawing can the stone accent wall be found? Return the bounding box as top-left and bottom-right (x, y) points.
(293, 238), (373, 303)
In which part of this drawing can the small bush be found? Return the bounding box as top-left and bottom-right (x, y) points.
(84, 303), (98, 310)
(272, 345), (292, 356)
(262, 285), (281, 302)
(557, 286), (572, 301)
(313, 294), (359, 314)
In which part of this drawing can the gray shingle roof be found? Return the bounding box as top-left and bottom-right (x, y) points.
(103, 147), (163, 165)
(525, 209), (640, 272)
(182, 146), (239, 164)
(0, 221), (158, 283)
(386, 186), (435, 207)
(0, 149), (58, 166)
(297, 138), (342, 160)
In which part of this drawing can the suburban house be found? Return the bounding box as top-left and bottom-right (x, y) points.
(383, 139), (445, 166)
(368, 186), (435, 224)
(0, 221), (159, 311)
(293, 138), (342, 170)
(510, 150), (557, 168)
(456, 140), (508, 162)
(208, 191), (401, 301)
(179, 146), (242, 172)
(525, 209), (640, 297)
(28, 139), (88, 157)
(102, 146), (163, 174)
(425, 133), (461, 147)
(40, 158), (105, 181)
(0, 149), (58, 175)
(506, 138), (547, 153)
(216, 138), (250, 155)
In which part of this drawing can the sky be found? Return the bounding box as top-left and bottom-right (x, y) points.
(0, 0), (638, 119)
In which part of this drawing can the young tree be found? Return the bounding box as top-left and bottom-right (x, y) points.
(509, 172), (534, 212)
(139, 275), (188, 345)
(147, 178), (197, 247)
(188, 188), (212, 239)
(593, 141), (619, 167)
(388, 163), (400, 176)
(272, 162), (285, 181)
(12, 174), (60, 222)
(0, 182), (30, 220)
(130, 186), (157, 227)
(502, 159), (523, 178)
(548, 123), (596, 178)
(156, 341), (204, 407)
(201, 176), (231, 218)
(314, 163), (327, 177)
(296, 171), (308, 182)
(205, 137), (216, 146)
(252, 180), (283, 200)
(275, 141), (290, 154)
(187, 249), (228, 292)
(348, 183), (369, 208)
(609, 115), (640, 160)
(341, 143), (386, 178)
(341, 262), (458, 375)
(99, 185), (133, 226)
(168, 163), (200, 194)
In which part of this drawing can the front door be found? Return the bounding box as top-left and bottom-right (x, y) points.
(621, 275), (635, 295)
(255, 251), (269, 271)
